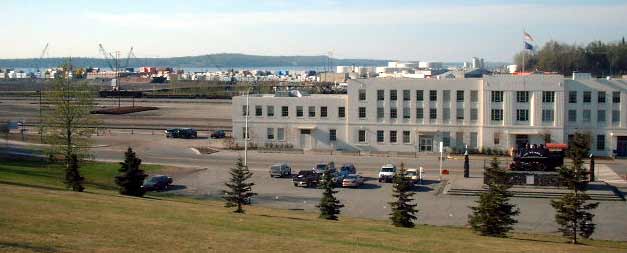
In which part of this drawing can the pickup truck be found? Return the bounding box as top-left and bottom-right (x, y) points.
(293, 170), (320, 188)
(378, 164), (397, 183)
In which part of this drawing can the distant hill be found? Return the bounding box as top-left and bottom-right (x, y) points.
(0, 53), (390, 69)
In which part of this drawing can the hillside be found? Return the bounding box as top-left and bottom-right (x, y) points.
(1, 159), (627, 252)
(0, 53), (389, 69)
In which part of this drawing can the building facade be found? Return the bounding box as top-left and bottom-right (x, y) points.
(232, 75), (627, 156)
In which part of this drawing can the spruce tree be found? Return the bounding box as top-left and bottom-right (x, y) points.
(223, 158), (257, 213)
(64, 154), (84, 192)
(317, 168), (344, 220)
(468, 157), (519, 237)
(115, 147), (148, 197)
(551, 133), (599, 244)
(389, 163), (418, 228)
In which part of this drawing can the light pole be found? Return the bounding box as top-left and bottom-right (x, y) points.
(244, 88), (250, 166)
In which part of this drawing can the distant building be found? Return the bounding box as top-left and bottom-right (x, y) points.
(232, 74), (627, 156)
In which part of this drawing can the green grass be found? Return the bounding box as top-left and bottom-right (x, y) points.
(1, 158), (627, 252)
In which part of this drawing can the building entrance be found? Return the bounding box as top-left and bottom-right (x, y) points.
(617, 136), (627, 157)
(419, 136), (433, 152)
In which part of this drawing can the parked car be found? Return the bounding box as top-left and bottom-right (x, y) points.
(270, 163), (292, 178)
(313, 162), (336, 174)
(293, 170), (320, 187)
(378, 164), (397, 183)
(165, 128), (197, 139)
(342, 174), (365, 187)
(210, 130), (226, 139)
(405, 168), (419, 184)
(142, 175), (173, 191)
(336, 163), (357, 182)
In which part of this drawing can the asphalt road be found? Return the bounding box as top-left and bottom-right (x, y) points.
(3, 132), (627, 241)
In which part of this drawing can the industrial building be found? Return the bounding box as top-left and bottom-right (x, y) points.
(232, 74), (627, 157)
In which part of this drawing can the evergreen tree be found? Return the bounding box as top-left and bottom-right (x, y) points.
(223, 158), (257, 213)
(115, 147), (148, 197)
(468, 157), (519, 237)
(64, 154), (84, 192)
(317, 168), (344, 220)
(551, 132), (599, 244)
(389, 163), (418, 228)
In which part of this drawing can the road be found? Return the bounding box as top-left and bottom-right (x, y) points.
(3, 132), (627, 241)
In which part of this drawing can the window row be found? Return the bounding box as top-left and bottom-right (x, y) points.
(492, 91), (556, 103)
(357, 130), (478, 149)
(365, 107), (479, 121)
(243, 105), (345, 118)
(567, 109), (621, 123)
(369, 89), (479, 102)
(490, 109), (555, 122)
(568, 91), (620, 104)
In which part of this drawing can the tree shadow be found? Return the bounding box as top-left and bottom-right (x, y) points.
(0, 241), (58, 253)
(354, 183), (382, 190)
(416, 179), (440, 186)
(410, 185), (434, 192)
(163, 185), (187, 191)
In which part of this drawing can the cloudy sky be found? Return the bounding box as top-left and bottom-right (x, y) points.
(1, 0), (626, 62)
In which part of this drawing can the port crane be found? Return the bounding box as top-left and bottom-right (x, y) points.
(98, 43), (116, 72)
(35, 42), (49, 76)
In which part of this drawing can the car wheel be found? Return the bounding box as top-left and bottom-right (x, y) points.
(294, 183), (298, 187)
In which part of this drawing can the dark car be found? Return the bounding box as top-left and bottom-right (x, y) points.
(293, 170), (320, 187)
(142, 175), (173, 191)
(211, 130), (226, 139)
(165, 128), (197, 139)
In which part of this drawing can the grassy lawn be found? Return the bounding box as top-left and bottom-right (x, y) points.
(1, 158), (627, 252)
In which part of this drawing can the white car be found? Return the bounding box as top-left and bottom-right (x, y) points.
(405, 168), (419, 184)
(378, 164), (397, 183)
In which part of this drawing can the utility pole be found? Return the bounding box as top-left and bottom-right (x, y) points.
(244, 89), (250, 166)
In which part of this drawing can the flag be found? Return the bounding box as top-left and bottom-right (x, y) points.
(524, 31), (534, 41)
(524, 41), (534, 50)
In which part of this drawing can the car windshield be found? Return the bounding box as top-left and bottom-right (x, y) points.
(382, 167), (395, 172)
(316, 164), (327, 170)
(406, 171), (417, 176)
(271, 165), (282, 171)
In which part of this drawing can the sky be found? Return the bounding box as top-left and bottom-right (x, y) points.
(1, 0), (626, 62)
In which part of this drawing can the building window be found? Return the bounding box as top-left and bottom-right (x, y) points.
(568, 91), (577, 103)
(598, 110), (606, 122)
(443, 108), (450, 121)
(255, 105), (263, 116)
(568, 110), (577, 122)
(457, 108), (464, 120)
(583, 109), (591, 122)
(359, 107), (366, 119)
(242, 105), (248, 116)
(491, 109), (503, 121)
(470, 132), (478, 148)
(416, 108), (424, 119)
(296, 106), (304, 117)
(612, 110), (620, 123)
(390, 107), (397, 119)
(390, 131), (397, 143)
(516, 109), (529, 122)
(470, 108), (478, 121)
(443, 90), (450, 102)
(358, 130), (366, 143)
(267, 105), (274, 117)
(242, 127), (249, 139)
(429, 90), (437, 101)
(542, 109), (554, 122)
(308, 106), (316, 117)
(338, 107), (345, 118)
(359, 89), (366, 101)
(456, 90), (464, 102)
(583, 91), (591, 103)
(429, 108), (437, 119)
(494, 133), (500, 145)
(377, 90), (384, 101)
(403, 107), (410, 119)
(491, 91), (503, 103)
(613, 91), (621, 103)
(471, 90), (478, 102)
(377, 130), (384, 143)
(597, 135), (605, 150)
(403, 90), (410, 101)
(281, 106), (289, 117)
(321, 106), (327, 118)
(377, 107), (384, 119)
(329, 129), (336, 141)
(267, 128), (274, 140)
(542, 91), (555, 103)
(390, 90), (397, 101)
(403, 131), (411, 144)
(598, 91), (606, 103)
(544, 134), (551, 143)
(277, 128), (285, 141)
(442, 132), (450, 147)
(416, 90), (424, 101)
(456, 132), (464, 147)
(516, 91), (529, 103)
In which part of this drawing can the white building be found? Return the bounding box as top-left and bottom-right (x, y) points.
(232, 74), (627, 156)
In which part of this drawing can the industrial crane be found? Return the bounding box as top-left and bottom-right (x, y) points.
(124, 46), (136, 69)
(36, 42), (49, 76)
(98, 43), (116, 71)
